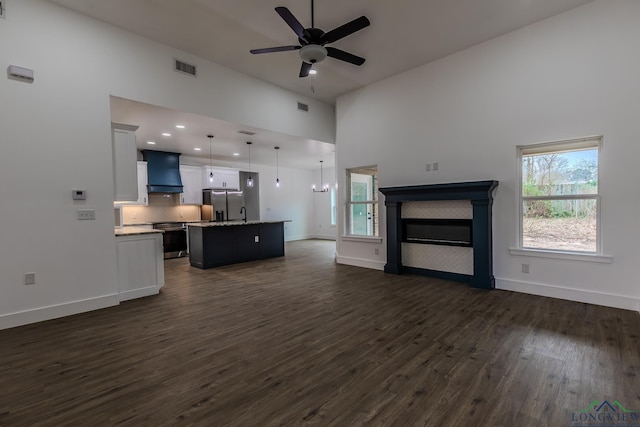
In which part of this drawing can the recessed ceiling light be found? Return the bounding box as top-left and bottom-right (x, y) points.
(147, 141), (156, 145)
(309, 69), (317, 75)
(194, 147), (202, 151)
(176, 125), (185, 129)
(233, 153), (240, 156)
(162, 133), (171, 137)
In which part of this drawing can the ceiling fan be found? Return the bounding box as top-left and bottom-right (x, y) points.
(250, 0), (370, 78)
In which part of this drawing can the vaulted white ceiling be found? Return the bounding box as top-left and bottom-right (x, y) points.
(50, 0), (593, 104)
(52, 0), (594, 169)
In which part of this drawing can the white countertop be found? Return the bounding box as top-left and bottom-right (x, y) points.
(115, 227), (164, 236)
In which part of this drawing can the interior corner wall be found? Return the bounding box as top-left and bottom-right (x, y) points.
(335, 0), (640, 311)
(0, 0), (335, 330)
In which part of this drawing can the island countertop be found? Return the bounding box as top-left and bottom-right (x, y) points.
(188, 220), (290, 228)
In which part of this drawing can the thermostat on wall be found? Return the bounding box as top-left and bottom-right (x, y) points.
(72, 189), (86, 200)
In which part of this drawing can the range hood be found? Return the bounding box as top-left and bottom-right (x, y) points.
(141, 150), (183, 193)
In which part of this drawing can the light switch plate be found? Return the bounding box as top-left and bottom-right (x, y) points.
(254, 236), (259, 243)
(77, 209), (96, 220)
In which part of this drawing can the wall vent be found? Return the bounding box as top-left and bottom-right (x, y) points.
(297, 102), (309, 112)
(175, 59), (196, 77)
(238, 130), (256, 136)
(0, 1), (6, 19)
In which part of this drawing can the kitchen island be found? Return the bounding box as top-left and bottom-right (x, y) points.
(188, 220), (287, 269)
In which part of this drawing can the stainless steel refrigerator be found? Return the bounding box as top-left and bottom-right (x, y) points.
(202, 190), (245, 221)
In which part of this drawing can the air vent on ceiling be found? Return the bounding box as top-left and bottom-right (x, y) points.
(297, 102), (309, 112)
(0, 1), (6, 19)
(238, 130), (256, 136)
(175, 59), (196, 77)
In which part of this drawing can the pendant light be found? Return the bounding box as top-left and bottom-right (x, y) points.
(312, 160), (329, 193)
(274, 146), (280, 187)
(207, 134), (214, 183)
(246, 141), (254, 188)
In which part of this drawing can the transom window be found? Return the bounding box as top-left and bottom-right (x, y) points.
(517, 136), (601, 253)
(346, 166), (378, 237)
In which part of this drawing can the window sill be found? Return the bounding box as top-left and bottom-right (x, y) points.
(342, 235), (383, 244)
(509, 247), (613, 263)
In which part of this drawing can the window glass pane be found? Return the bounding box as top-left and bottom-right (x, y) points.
(330, 188), (336, 226)
(350, 203), (377, 236)
(349, 168), (377, 202)
(522, 199), (597, 252)
(522, 149), (598, 196)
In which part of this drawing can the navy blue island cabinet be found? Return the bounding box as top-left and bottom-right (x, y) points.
(188, 221), (286, 269)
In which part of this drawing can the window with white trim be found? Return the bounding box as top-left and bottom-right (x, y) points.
(346, 166), (378, 237)
(518, 136), (601, 253)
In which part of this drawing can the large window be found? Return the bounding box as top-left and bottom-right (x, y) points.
(518, 136), (601, 253)
(347, 166), (378, 237)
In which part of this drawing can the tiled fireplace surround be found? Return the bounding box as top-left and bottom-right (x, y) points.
(379, 181), (498, 290)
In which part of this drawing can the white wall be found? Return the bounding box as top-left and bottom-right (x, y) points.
(0, 0), (335, 329)
(336, 0), (640, 311)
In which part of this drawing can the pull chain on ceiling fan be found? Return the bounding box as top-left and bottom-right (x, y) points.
(250, 0), (370, 77)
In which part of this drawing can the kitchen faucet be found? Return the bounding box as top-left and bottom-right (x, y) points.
(240, 206), (247, 222)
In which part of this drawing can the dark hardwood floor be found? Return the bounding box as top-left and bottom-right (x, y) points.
(1, 240), (639, 426)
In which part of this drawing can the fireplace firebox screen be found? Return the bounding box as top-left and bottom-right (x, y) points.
(402, 219), (472, 247)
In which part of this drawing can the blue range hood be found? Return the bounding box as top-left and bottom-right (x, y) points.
(141, 150), (184, 193)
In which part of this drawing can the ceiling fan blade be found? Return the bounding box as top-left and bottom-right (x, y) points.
(299, 62), (312, 78)
(250, 45), (301, 54)
(321, 16), (370, 44)
(275, 7), (308, 42)
(326, 47), (365, 66)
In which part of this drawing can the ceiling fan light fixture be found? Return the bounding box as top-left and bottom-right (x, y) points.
(299, 44), (327, 64)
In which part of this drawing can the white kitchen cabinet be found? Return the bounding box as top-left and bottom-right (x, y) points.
(136, 161), (149, 206)
(115, 231), (164, 301)
(112, 125), (139, 202)
(202, 166), (240, 190)
(180, 165), (203, 205)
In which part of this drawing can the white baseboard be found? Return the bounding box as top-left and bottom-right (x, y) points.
(336, 255), (385, 271)
(119, 286), (160, 302)
(285, 234), (313, 242)
(309, 235), (337, 241)
(496, 278), (640, 313)
(0, 294), (120, 331)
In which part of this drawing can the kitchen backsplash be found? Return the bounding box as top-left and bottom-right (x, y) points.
(121, 193), (200, 224)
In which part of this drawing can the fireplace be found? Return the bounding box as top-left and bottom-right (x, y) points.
(379, 181), (498, 289)
(403, 219), (473, 247)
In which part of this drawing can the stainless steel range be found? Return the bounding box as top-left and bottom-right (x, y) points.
(153, 222), (188, 259)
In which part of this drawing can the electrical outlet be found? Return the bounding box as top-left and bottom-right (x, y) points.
(425, 163), (431, 172)
(254, 235), (259, 243)
(375, 248), (379, 255)
(77, 209), (96, 220)
(521, 263), (530, 274)
(25, 272), (35, 285)
(433, 162), (439, 171)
